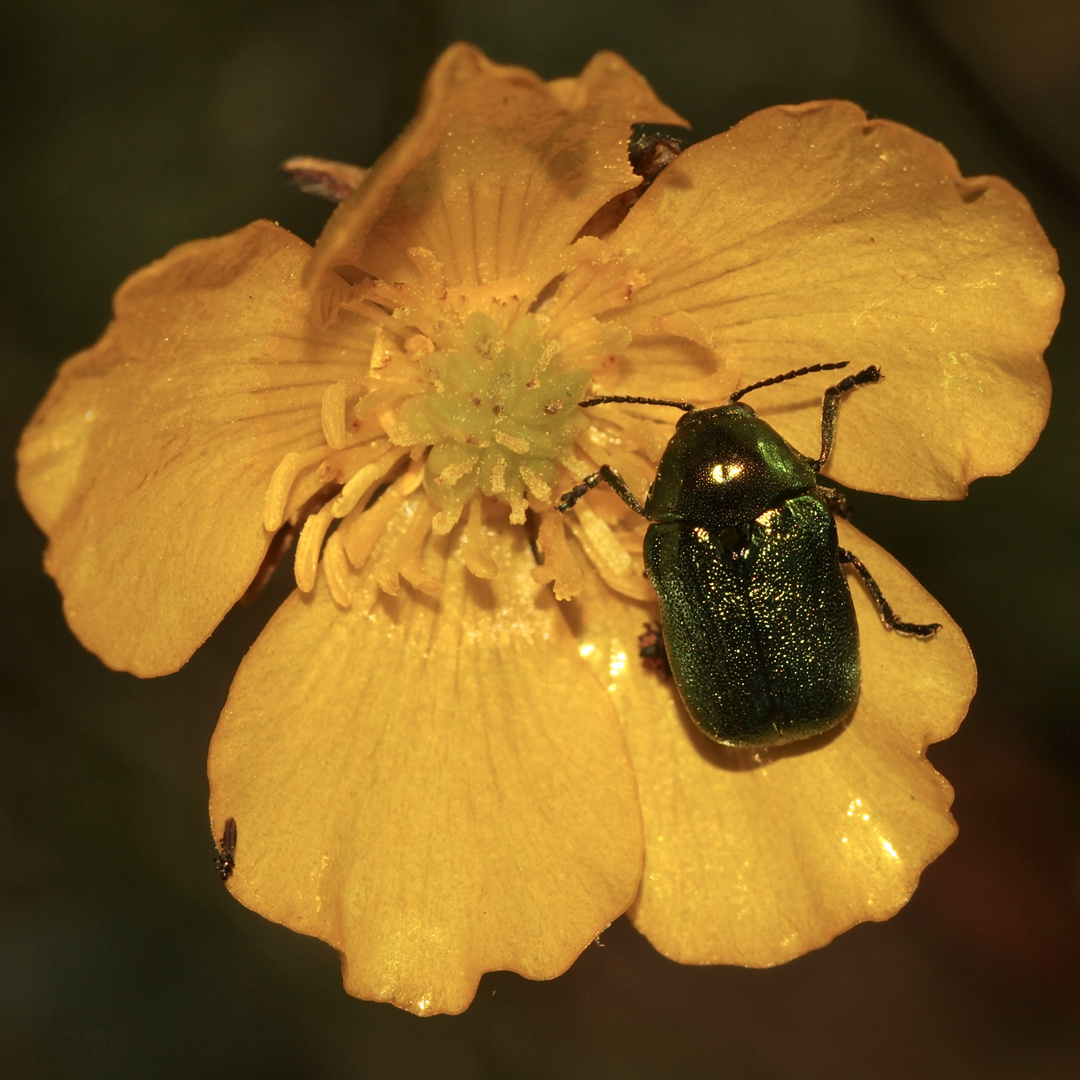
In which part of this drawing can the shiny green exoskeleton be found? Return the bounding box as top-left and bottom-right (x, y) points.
(557, 363), (939, 748)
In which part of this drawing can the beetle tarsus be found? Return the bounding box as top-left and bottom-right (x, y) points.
(838, 548), (941, 637)
(834, 364), (882, 395)
(556, 474), (602, 512)
(557, 464), (647, 516)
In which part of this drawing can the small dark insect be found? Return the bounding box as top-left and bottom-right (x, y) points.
(215, 817), (237, 882)
(577, 125), (691, 240)
(628, 126), (690, 187)
(638, 622), (671, 680)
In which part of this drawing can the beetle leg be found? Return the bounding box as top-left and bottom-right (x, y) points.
(523, 511), (543, 564)
(817, 484), (850, 518)
(556, 464), (648, 516)
(838, 548), (941, 637)
(814, 365), (882, 471)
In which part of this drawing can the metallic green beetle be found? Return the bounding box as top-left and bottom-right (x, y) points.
(557, 363), (939, 748)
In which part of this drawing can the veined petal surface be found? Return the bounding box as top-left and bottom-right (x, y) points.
(572, 520), (974, 965)
(609, 101), (1061, 498)
(208, 510), (643, 1015)
(312, 43), (686, 288)
(17, 221), (366, 676)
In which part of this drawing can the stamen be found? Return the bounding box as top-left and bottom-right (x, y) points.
(559, 322), (633, 368)
(369, 325), (404, 374)
(321, 381), (348, 450)
(376, 499), (438, 596)
(544, 239), (646, 338)
(401, 466), (426, 496)
(462, 497), (497, 579)
(578, 418), (666, 483)
(329, 378), (388, 449)
(350, 294), (398, 327)
(574, 503), (632, 575)
(338, 482), (408, 570)
(654, 310), (711, 348)
(263, 446), (330, 531)
(294, 502), (337, 592)
(354, 383), (419, 421)
(535, 339), (561, 373)
(613, 416), (674, 463)
(566, 502), (654, 601)
(432, 500), (467, 536)
(321, 532), (353, 607)
(401, 535), (442, 595)
(318, 437), (391, 486)
(331, 448), (408, 518)
(531, 510), (584, 600)
(337, 462), (424, 571)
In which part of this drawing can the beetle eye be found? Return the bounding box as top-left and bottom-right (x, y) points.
(710, 462), (743, 483)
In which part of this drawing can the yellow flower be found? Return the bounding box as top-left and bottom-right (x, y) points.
(17, 44), (1060, 1016)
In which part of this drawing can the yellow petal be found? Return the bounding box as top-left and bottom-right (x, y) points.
(208, 509), (643, 1015)
(311, 43), (686, 288)
(611, 101), (1060, 497)
(571, 519), (974, 965)
(17, 220), (369, 676)
(615, 313), (730, 403)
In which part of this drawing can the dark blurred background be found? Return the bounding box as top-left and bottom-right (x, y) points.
(2, 1), (1078, 1077)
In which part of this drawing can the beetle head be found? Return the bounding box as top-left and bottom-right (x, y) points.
(646, 405), (818, 525)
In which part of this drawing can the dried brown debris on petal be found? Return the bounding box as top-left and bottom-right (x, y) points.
(281, 156), (369, 203)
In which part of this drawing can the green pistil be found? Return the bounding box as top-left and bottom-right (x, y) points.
(394, 312), (590, 526)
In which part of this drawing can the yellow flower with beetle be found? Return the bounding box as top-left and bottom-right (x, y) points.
(17, 44), (1060, 1014)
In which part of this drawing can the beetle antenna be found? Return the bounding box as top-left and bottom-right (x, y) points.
(729, 362), (850, 403)
(577, 395), (695, 412)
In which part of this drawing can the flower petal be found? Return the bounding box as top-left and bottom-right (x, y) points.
(208, 509), (643, 1015)
(610, 101), (1060, 497)
(311, 43), (686, 288)
(17, 220), (368, 676)
(571, 519), (973, 965)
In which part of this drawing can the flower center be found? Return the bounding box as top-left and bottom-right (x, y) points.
(389, 310), (591, 530)
(261, 241), (663, 607)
